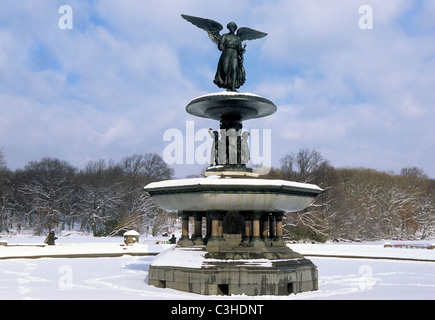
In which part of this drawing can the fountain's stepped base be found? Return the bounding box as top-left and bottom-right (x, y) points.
(148, 245), (318, 296)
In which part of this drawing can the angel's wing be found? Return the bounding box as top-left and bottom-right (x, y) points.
(181, 14), (223, 45)
(237, 27), (268, 42)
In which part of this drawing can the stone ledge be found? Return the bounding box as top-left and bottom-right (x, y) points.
(148, 245), (318, 296)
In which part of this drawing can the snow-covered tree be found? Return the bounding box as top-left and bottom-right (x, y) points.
(14, 158), (77, 234)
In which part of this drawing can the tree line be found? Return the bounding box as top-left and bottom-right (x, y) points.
(0, 152), (176, 236)
(264, 149), (435, 241)
(0, 148), (434, 241)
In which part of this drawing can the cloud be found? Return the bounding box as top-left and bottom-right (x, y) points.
(0, 0), (434, 178)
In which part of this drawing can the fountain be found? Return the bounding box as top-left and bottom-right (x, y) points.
(144, 15), (323, 296)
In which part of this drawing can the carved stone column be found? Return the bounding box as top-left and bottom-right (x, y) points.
(193, 212), (205, 245)
(243, 215), (252, 245)
(249, 212), (265, 248)
(273, 212), (285, 246)
(261, 214), (269, 240)
(178, 212), (193, 247)
(269, 214), (277, 240)
(206, 212), (226, 252)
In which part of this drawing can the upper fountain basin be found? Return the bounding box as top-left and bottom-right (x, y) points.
(186, 92), (277, 122)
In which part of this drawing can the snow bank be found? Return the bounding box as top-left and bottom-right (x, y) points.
(0, 234), (175, 260)
(1, 233), (433, 262)
(150, 246), (207, 268)
(289, 241), (435, 262)
(0, 234), (434, 300)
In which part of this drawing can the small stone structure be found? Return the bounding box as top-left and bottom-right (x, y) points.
(123, 230), (140, 245)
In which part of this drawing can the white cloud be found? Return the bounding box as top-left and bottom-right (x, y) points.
(0, 0), (434, 177)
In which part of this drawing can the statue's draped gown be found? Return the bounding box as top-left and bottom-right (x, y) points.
(214, 33), (246, 90)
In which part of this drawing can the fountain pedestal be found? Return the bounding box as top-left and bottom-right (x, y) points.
(145, 92), (323, 296)
(148, 245), (318, 296)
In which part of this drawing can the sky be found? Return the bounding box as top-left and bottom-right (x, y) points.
(0, 0), (434, 178)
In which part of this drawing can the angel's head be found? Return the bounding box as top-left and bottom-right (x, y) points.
(227, 22), (238, 33)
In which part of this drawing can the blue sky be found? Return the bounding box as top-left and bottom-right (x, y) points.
(0, 0), (434, 178)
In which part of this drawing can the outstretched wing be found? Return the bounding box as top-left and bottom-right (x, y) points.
(237, 27), (268, 41)
(181, 14), (223, 45)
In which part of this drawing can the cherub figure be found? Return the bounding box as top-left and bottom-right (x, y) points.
(240, 131), (250, 165)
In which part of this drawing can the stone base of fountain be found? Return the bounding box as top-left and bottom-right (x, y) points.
(145, 175), (323, 296)
(148, 244), (318, 296)
(145, 92), (323, 296)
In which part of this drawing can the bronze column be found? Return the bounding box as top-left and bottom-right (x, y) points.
(209, 212), (224, 242)
(269, 214), (276, 240)
(243, 215), (252, 245)
(273, 212), (285, 246)
(252, 215), (261, 241)
(193, 212), (205, 245)
(179, 212), (193, 247)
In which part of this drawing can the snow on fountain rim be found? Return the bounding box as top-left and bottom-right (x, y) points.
(150, 246), (305, 269)
(193, 91), (262, 99)
(145, 176), (323, 192)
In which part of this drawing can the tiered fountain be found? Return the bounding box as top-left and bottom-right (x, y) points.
(144, 15), (323, 296)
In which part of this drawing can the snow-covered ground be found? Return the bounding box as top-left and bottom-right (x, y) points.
(0, 233), (434, 300)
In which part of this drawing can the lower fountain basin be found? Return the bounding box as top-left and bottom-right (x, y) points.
(144, 177), (323, 213)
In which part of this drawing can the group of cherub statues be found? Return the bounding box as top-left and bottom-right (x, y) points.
(209, 128), (250, 166)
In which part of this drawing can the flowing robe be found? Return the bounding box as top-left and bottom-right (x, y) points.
(213, 33), (246, 90)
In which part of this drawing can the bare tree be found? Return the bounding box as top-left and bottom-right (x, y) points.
(73, 153), (175, 236)
(74, 183), (123, 235)
(117, 153), (174, 235)
(14, 158), (77, 234)
(0, 148), (6, 169)
(401, 167), (428, 180)
(279, 149), (335, 241)
(0, 149), (9, 231)
(0, 169), (14, 233)
(280, 149), (331, 184)
(416, 193), (435, 239)
(325, 168), (435, 241)
(119, 153), (174, 185)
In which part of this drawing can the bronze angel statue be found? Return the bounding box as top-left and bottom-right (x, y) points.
(182, 14), (267, 91)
